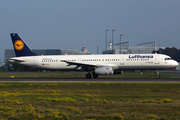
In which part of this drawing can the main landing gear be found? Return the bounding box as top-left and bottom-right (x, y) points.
(86, 74), (91, 78)
(92, 72), (99, 78)
(86, 73), (99, 78)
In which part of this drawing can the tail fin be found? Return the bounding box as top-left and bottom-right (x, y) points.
(10, 33), (37, 57)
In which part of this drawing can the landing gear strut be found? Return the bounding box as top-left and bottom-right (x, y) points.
(156, 71), (160, 79)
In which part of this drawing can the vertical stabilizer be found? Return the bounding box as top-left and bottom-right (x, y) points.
(10, 33), (37, 57)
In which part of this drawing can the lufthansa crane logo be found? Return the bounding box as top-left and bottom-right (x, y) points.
(14, 40), (24, 51)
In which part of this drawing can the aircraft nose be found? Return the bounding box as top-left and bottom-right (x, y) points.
(175, 61), (179, 66)
(173, 60), (179, 67)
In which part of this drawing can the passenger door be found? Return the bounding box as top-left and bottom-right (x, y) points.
(33, 57), (38, 66)
(120, 57), (124, 65)
(154, 56), (159, 64)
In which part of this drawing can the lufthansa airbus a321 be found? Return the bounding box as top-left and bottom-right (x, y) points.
(9, 33), (179, 78)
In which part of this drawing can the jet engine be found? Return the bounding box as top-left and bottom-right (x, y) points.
(95, 66), (114, 75)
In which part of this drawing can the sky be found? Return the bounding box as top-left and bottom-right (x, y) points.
(1, 0), (180, 63)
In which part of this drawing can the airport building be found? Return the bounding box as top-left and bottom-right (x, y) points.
(102, 41), (165, 54)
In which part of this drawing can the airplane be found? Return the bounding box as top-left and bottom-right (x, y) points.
(9, 33), (179, 78)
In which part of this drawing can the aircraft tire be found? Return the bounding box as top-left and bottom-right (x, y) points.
(156, 75), (160, 79)
(93, 74), (99, 78)
(86, 74), (91, 78)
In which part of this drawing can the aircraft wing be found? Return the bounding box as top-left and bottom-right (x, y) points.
(60, 60), (105, 67)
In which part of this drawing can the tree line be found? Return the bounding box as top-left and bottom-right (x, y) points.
(152, 47), (180, 62)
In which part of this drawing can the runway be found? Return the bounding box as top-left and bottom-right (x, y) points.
(0, 78), (180, 82)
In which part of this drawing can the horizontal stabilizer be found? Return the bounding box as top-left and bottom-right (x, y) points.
(9, 58), (25, 62)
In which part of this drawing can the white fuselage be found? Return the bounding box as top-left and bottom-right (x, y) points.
(10, 54), (179, 71)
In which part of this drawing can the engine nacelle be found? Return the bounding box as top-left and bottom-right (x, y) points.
(95, 66), (114, 75)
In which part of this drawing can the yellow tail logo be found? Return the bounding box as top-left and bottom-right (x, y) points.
(14, 40), (24, 51)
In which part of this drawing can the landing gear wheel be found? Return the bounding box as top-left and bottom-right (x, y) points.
(157, 75), (160, 79)
(93, 74), (99, 78)
(156, 71), (160, 79)
(86, 74), (91, 78)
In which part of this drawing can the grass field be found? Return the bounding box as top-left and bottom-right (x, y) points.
(0, 82), (180, 119)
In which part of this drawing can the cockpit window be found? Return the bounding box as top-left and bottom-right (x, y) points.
(164, 58), (172, 60)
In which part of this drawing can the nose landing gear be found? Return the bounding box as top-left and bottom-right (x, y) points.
(156, 71), (160, 79)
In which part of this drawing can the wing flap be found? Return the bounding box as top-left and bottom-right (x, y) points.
(60, 60), (119, 70)
(60, 60), (108, 67)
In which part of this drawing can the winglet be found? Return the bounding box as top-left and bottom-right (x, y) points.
(10, 33), (37, 57)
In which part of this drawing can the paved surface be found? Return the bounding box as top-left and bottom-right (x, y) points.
(0, 78), (180, 82)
